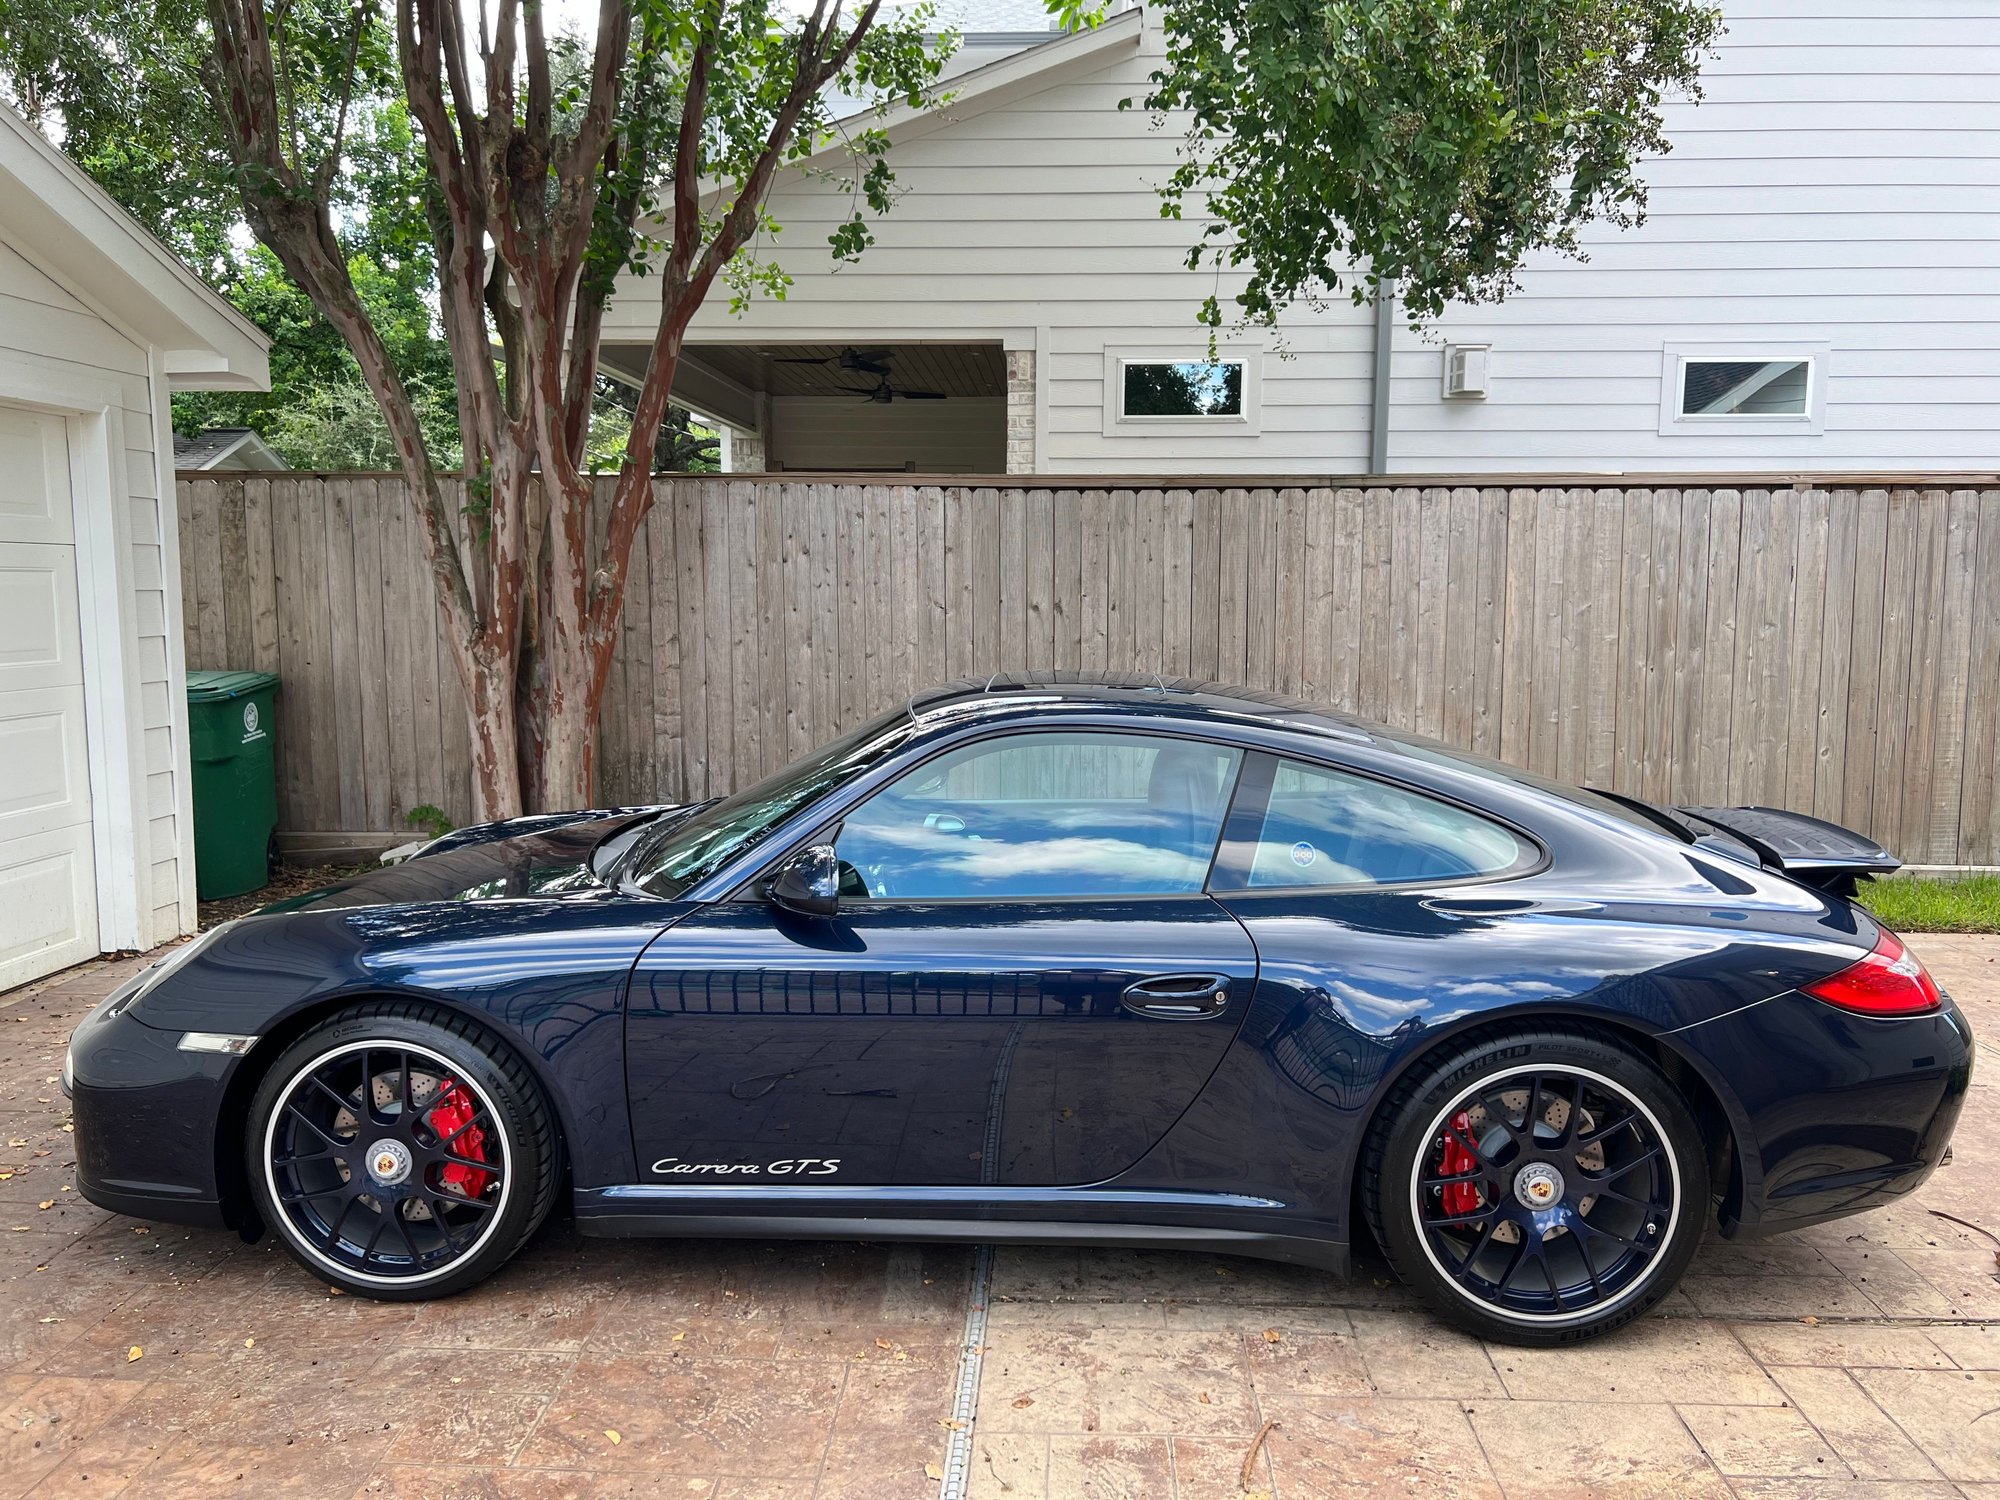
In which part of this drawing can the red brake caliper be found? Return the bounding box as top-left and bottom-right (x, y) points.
(1437, 1111), (1482, 1216)
(427, 1080), (491, 1197)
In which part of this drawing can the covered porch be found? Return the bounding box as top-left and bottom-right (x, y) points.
(599, 339), (1026, 474)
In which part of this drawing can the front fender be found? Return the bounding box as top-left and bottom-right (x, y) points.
(128, 895), (690, 1188)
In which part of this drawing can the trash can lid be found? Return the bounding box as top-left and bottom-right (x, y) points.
(186, 669), (280, 702)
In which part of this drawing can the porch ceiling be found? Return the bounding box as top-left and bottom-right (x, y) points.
(687, 342), (1006, 399)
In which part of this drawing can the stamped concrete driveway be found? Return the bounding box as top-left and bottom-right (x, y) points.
(2, 936), (1996, 1499)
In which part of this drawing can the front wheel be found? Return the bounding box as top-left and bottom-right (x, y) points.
(1366, 1030), (1709, 1345)
(246, 1002), (560, 1299)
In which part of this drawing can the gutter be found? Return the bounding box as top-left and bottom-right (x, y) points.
(1368, 278), (1397, 475)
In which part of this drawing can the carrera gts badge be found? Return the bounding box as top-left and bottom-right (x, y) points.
(650, 1157), (842, 1177)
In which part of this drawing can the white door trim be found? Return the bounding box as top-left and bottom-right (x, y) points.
(149, 346), (198, 936)
(0, 353), (150, 955)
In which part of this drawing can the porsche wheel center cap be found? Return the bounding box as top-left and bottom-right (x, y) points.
(1514, 1161), (1564, 1210)
(367, 1138), (414, 1187)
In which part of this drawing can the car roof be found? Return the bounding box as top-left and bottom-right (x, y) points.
(902, 672), (1376, 744)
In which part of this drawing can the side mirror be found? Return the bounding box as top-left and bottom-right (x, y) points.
(767, 843), (840, 918)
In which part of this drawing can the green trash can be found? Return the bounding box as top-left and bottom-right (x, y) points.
(185, 669), (281, 900)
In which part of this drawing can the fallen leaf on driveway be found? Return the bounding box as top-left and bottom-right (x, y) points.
(1198, 1392), (1212, 1404)
(924, 1463), (944, 1481)
(1801, 1315), (1822, 1326)
(0, 1171), (12, 1180)
(1012, 1396), (1034, 1409)
(38, 1200), (53, 1210)
(877, 1337), (894, 1350)
(1262, 1328), (1281, 1344)
(604, 1430), (621, 1446)
(938, 1418), (966, 1430)
(6, 1139), (26, 1148)
(1240, 1418), (1279, 1490)
(127, 1346), (143, 1362)
(245, 1339), (255, 1348)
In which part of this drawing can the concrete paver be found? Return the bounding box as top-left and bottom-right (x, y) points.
(1, 935), (1997, 1497)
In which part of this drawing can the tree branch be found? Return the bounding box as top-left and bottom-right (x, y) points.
(204, 0), (478, 643)
(313, 0), (374, 201)
(590, 0), (887, 639)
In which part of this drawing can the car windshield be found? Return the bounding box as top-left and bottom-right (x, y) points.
(1378, 733), (1694, 842)
(628, 706), (915, 898)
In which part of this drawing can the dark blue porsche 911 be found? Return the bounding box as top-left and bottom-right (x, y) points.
(67, 675), (1970, 1344)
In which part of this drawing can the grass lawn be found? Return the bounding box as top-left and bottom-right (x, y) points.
(1857, 873), (2000, 934)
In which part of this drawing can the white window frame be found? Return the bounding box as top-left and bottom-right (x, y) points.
(1658, 341), (1829, 437)
(1103, 345), (1263, 437)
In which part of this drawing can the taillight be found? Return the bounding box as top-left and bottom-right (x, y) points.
(1802, 927), (1942, 1017)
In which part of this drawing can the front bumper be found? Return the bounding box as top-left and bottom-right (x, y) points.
(1673, 987), (1974, 1236)
(68, 983), (237, 1229)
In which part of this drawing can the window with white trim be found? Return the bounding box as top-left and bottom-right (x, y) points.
(1677, 357), (1812, 419)
(1118, 360), (1245, 420)
(1659, 342), (1829, 438)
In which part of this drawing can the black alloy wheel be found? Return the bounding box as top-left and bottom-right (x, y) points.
(247, 1003), (559, 1298)
(1367, 1030), (1708, 1344)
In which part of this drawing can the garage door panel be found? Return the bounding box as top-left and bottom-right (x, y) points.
(0, 825), (97, 992)
(0, 406), (74, 545)
(0, 544), (85, 690)
(0, 685), (92, 836)
(0, 402), (97, 989)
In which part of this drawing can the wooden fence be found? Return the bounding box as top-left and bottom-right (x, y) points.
(175, 475), (2000, 867)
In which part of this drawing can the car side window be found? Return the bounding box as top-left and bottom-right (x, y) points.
(1223, 756), (1528, 889)
(832, 732), (1242, 900)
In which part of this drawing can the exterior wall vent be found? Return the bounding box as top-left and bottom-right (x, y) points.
(1442, 344), (1491, 400)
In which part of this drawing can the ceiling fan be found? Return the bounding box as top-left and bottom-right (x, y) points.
(845, 375), (947, 404)
(771, 346), (893, 377)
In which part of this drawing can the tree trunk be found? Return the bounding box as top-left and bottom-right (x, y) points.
(512, 470), (612, 816)
(517, 612), (620, 813)
(455, 640), (524, 823)
(528, 673), (599, 812)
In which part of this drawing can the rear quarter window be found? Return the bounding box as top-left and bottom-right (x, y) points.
(1220, 757), (1531, 890)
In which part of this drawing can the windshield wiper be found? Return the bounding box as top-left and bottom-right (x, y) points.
(603, 800), (717, 887)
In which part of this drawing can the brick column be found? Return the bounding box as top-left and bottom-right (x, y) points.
(725, 425), (766, 473)
(1005, 349), (1036, 474)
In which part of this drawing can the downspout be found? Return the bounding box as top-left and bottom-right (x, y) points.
(1369, 276), (1397, 475)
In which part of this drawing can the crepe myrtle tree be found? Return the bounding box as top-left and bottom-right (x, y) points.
(1140, 0), (1723, 330)
(196, 0), (1064, 818)
(189, 0), (1715, 820)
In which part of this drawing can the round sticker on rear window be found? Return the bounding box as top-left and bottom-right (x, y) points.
(1290, 840), (1317, 868)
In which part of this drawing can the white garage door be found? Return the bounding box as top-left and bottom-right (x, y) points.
(0, 405), (98, 990)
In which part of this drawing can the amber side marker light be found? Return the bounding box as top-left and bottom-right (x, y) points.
(1802, 927), (1942, 1017)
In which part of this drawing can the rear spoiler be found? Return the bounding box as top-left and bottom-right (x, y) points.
(1676, 805), (1900, 895)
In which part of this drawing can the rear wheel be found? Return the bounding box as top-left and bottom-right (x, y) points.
(1366, 1030), (1707, 1345)
(246, 1003), (559, 1299)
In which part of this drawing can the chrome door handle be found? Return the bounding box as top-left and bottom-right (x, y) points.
(1120, 973), (1232, 1020)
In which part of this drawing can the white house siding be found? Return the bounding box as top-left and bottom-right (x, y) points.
(1391, 1), (2000, 473)
(612, 3), (1999, 476)
(0, 236), (193, 947)
(612, 12), (1378, 475)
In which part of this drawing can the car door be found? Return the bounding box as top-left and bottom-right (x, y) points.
(1204, 749), (1544, 1109)
(625, 728), (1260, 1188)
